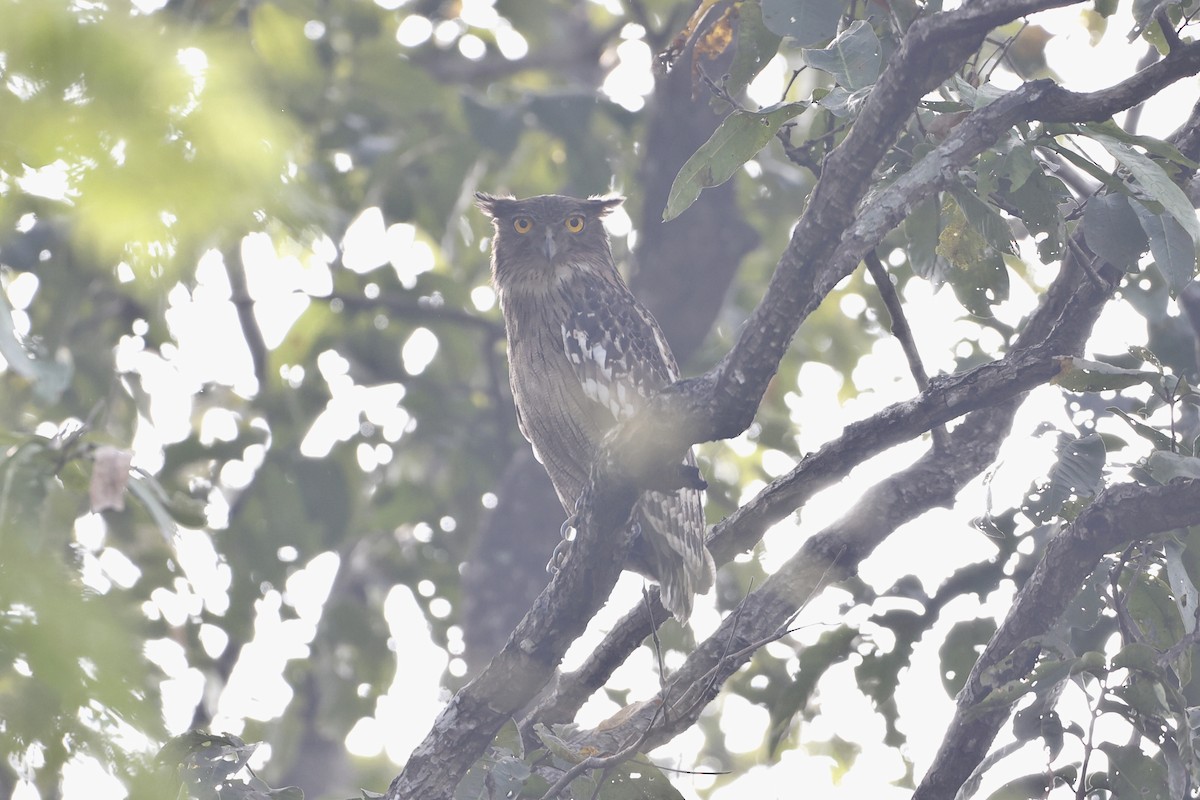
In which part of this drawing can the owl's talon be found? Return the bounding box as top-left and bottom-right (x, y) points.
(546, 538), (572, 574)
(560, 514), (577, 540)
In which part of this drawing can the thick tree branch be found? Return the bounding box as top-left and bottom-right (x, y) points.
(913, 478), (1200, 800)
(386, 478), (642, 799)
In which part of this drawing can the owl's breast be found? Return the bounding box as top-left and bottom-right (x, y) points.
(504, 299), (613, 504)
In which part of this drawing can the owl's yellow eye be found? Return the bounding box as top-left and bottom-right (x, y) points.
(513, 217), (533, 234)
(565, 215), (585, 233)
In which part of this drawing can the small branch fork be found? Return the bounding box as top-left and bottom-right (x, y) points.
(386, 3), (1200, 797)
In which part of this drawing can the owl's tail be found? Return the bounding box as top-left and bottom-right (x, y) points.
(634, 487), (714, 623)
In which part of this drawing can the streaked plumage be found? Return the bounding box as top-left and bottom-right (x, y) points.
(476, 192), (714, 622)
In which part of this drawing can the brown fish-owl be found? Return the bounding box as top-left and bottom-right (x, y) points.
(476, 192), (714, 622)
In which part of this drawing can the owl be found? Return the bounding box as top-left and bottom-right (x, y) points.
(476, 192), (714, 622)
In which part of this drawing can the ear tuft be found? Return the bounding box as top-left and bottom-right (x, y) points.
(475, 192), (516, 218)
(586, 195), (624, 218)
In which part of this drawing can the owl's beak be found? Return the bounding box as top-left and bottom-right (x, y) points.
(541, 229), (557, 261)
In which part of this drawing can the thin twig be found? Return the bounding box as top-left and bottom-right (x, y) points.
(980, 21), (1029, 82)
(1074, 673), (1107, 800)
(1109, 543), (1143, 646)
(537, 702), (668, 800)
(697, 62), (743, 112)
(1154, 5), (1184, 52)
(781, 67), (807, 100)
(670, 551), (845, 724)
(863, 251), (946, 449)
(642, 587), (671, 704)
(227, 247), (269, 386)
(1065, 235), (1108, 291)
(862, 253), (929, 385)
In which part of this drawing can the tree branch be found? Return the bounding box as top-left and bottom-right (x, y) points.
(385, 474), (642, 798)
(912, 478), (1200, 800)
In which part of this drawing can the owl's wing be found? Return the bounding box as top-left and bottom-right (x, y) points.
(561, 283), (712, 623)
(560, 291), (679, 422)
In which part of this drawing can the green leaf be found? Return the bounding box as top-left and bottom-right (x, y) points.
(1064, 573), (1107, 631)
(534, 723), (585, 763)
(801, 20), (881, 90)
(456, 747), (531, 800)
(592, 756), (687, 799)
(1005, 145), (1040, 192)
(1113, 679), (1172, 719)
(1144, 450), (1200, 483)
(727, 0), (783, 97)
(0, 286), (71, 402)
(1090, 131), (1200, 251)
(1039, 138), (1130, 193)
(1165, 539), (1199, 636)
(495, 718), (525, 760)
(767, 625), (857, 755)
(1003, 167), (1069, 262)
(1132, 201), (1197, 293)
(948, 183), (1017, 255)
(455, 720), (532, 800)
(953, 74), (1010, 109)
(1043, 433), (1105, 516)
(1071, 650), (1109, 676)
(1112, 642), (1159, 672)
(815, 85), (872, 117)
(1083, 193), (1149, 270)
(939, 618), (998, 697)
(983, 773), (1052, 800)
(904, 194), (947, 286)
(1052, 357), (1160, 392)
(1098, 742), (1169, 799)
(762, 0), (844, 46)
(1169, 528), (1200, 630)
(1126, 574), (1186, 652)
(0, 439), (64, 549)
(1109, 407), (1176, 450)
(663, 101), (805, 221)
(1080, 120), (1199, 169)
(936, 194), (1010, 315)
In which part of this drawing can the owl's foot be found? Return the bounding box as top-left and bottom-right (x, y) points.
(546, 537), (572, 574)
(548, 499), (585, 574)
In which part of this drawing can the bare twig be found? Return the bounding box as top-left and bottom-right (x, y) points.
(862, 251), (936, 394)
(1065, 236), (1108, 290)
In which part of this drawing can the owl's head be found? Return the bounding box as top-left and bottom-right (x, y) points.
(476, 193), (623, 291)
